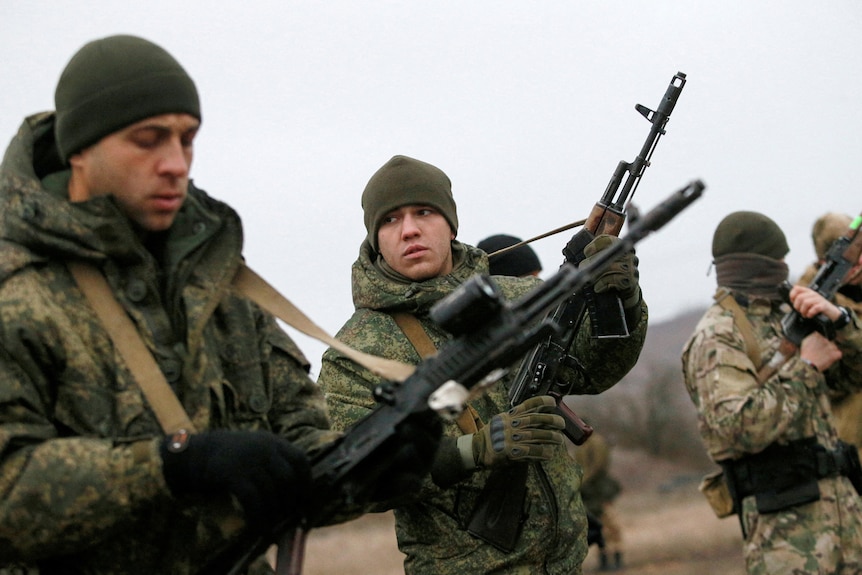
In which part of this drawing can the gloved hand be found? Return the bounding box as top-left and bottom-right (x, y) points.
(160, 430), (311, 533)
(581, 234), (640, 308)
(369, 409), (443, 502)
(472, 395), (565, 468)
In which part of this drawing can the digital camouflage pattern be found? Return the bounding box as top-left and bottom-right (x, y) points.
(0, 113), (338, 574)
(681, 293), (862, 574)
(318, 239), (648, 575)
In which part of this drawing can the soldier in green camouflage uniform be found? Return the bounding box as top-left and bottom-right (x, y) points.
(0, 36), (436, 575)
(318, 155), (648, 575)
(681, 211), (862, 575)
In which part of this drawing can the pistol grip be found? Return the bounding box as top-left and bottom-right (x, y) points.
(551, 392), (593, 445)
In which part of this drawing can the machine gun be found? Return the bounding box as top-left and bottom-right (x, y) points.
(199, 181), (704, 575)
(757, 212), (862, 382)
(508, 71), (686, 445)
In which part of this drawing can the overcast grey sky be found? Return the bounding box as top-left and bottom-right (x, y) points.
(2, 2), (860, 373)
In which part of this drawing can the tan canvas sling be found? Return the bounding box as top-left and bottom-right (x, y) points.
(714, 287), (764, 374)
(68, 261), (417, 435)
(68, 261), (197, 434)
(390, 312), (482, 435)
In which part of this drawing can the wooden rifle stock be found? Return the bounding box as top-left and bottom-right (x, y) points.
(508, 71), (688, 445)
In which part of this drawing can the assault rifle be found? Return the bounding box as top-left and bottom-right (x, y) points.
(508, 71), (686, 445)
(757, 212), (862, 382)
(199, 181), (705, 575)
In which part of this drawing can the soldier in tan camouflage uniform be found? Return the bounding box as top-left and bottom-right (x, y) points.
(318, 155), (648, 575)
(572, 432), (624, 571)
(0, 35), (436, 575)
(798, 212), (862, 461)
(681, 211), (862, 574)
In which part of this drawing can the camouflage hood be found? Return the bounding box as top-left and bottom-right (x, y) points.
(0, 112), (242, 283)
(350, 238), (489, 314)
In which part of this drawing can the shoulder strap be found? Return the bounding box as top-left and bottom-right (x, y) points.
(67, 262), (197, 435)
(391, 312), (483, 434)
(714, 288), (763, 373)
(232, 265), (415, 383)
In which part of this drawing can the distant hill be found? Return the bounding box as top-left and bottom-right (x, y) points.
(567, 306), (713, 467)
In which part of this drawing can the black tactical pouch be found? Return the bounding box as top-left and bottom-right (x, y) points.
(726, 438), (823, 515)
(839, 440), (862, 496)
(754, 480), (821, 514)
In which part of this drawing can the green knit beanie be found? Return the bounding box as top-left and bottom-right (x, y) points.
(361, 155), (459, 251)
(712, 211), (789, 259)
(54, 35), (201, 162)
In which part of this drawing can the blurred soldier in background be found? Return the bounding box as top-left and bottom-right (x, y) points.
(798, 212), (862, 461)
(572, 433), (624, 571)
(477, 233), (543, 277)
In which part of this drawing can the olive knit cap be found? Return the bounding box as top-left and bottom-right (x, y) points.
(712, 211), (789, 259)
(361, 155), (459, 251)
(812, 212), (852, 260)
(54, 34), (201, 162)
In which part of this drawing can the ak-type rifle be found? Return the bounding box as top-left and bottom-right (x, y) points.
(199, 180), (704, 575)
(507, 71), (687, 445)
(757, 212), (862, 382)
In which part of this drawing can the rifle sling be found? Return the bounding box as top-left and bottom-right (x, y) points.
(68, 262), (197, 435)
(68, 261), (418, 436)
(714, 288), (764, 376)
(233, 265), (415, 383)
(391, 312), (482, 434)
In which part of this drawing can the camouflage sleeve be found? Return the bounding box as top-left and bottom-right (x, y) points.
(317, 346), (379, 432)
(319, 307), (447, 433)
(681, 308), (812, 460)
(569, 298), (649, 394)
(0, 345), (167, 560)
(258, 312), (340, 456)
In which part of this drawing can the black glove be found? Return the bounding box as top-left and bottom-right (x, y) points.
(472, 396), (565, 468)
(160, 430), (311, 533)
(369, 409), (443, 502)
(582, 234), (640, 308)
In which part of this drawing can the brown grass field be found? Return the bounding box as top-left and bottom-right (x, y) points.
(296, 448), (746, 574)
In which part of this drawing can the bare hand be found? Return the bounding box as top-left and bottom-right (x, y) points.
(799, 331), (842, 372)
(788, 285), (841, 322)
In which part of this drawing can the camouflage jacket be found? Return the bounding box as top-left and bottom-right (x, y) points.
(680, 290), (862, 462)
(318, 239), (648, 575)
(0, 113), (337, 574)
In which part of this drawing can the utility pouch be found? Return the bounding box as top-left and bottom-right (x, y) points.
(467, 464), (528, 553)
(754, 480), (820, 514)
(698, 469), (736, 518)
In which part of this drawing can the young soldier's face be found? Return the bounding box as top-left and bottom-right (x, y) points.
(377, 205), (455, 281)
(68, 113), (199, 232)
